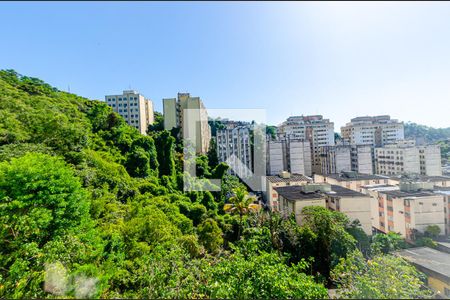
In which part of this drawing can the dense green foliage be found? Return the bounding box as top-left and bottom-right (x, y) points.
(0, 70), (431, 298)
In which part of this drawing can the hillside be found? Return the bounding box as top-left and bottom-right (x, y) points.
(404, 122), (450, 162)
(0, 70), (431, 298)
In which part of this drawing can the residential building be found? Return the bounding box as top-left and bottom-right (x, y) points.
(374, 141), (442, 176)
(388, 174), (450, 187)
(319, 145), (351, 175)
(266, 137), (312, 176)
(314, 171), (389, 192)
(278, 115), (335, 174)
(396, 247), (450, 297)
(374, 181), (446, 239)
(264, 171), (312, 211)
(163, 93), (211, 154)
(105, 90), (154, 135)
(433, 186), (450, 235)
(276, 183), (372, 235)
(341, 115), (404, 146)
(216, 125), (252, 178)
(351, 145), (374, 174)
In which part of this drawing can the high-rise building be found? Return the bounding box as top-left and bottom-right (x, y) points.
(351, 145), (374, 175)
(163, 93), (211, 154)
(105, 90), (154, 135)
(319, 145), (351, 175)
(278, 115), (335, 174)
(374, 141), (442, 176)
(341, 115), (404, 146)
(216, 125), (252, 178)
(266, 137), (312, 176)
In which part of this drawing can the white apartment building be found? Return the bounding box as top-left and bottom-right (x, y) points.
(266, 137), (312, 176)
(216, 126), (252, 178)
(105, 90), (154, 135)
(314, 171), (390, 192)
(163, 93), (211, 154)
(374, 141), (442, 176)
(278, 115), (335, 174)
(351, 145), (374, 174)
(319, 145), (351, 175)
(341, 115), (404, 146)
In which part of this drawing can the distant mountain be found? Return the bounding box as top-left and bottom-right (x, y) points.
(404, 122), (450, 163)
(404, 122), (450, 143)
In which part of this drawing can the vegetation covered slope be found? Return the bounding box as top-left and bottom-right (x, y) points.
(0, 70), (432, 299)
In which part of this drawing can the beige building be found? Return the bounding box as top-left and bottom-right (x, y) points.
(341, 115), (404, 146)
(264, 171), (312, 211)
(351, 145), (374, 174)
(276, 183), (372, 234)
(278, 115), (335, 174)
(397, 247), (450, 297)
(374, 182), (446, 239)
(388, 174), (450, 187)
(319, 145), (351, 175)
(105, 90), (154, 135)
(314, 171), (390, 192)
(374, 141), (442, 176)
(163, 93), (211, 154)
(433, 186), (450, 236)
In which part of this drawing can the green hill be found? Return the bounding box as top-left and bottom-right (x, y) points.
(0, 70), (430, 299)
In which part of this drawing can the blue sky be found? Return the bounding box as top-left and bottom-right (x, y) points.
(1, 1), (450, 129)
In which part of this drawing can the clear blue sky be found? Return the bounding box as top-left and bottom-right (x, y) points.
(1, 1), (450, 129)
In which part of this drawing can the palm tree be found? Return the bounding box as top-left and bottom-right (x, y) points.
(223, 187), (260, 239)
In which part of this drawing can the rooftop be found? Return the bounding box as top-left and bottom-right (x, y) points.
(380, 189), (438, 198)
(267, 173), (313, 183)
(274, 184), (368, 201)
(322, 172), (389, 182)
(327, 185), (370, 197)
(274, 186), (326, 201)
(360, 184), (400, 192)
(389, 174), (450, 182)
(396, 247), (450, 281)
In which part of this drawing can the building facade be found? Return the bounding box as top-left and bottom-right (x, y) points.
(216, 125), (252, 178)
(163, 93), (211, 154)
(278, 115), (335, 174)
(266, 137), (312, 176)
(374, 182), (446, 239)
(341, 115), (404, 146)
(319, 145), (351, 175)
(105, 90), (154, 135)
(374, 141), (442, 176)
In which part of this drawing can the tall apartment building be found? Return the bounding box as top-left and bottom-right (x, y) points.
(266, 137), (312, 176)
(278, 115), (335, 174)
(105, 90), (154, 135)
(374, 141), (442, 176)
(341, 115), (404, 146)
(373, 181), (446, 239)
(163, 93), (211, 154)
(318, 144), (374, 175)
(216, 126), (252, 178)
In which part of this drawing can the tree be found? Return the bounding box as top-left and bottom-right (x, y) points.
(224, 187), (259, 239)
(147, 111), (164, 132)
(197, 218), (223, 254)
(332, 250), (433, 299)
(424, 225), (441, 240)
(370, 232), (406, 255)
(301, 206), (357, 282)
(154, 130), (176, 178)
(207, 138), (219, 169)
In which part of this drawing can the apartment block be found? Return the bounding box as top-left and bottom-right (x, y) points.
(266, 137), (312, 176)
(314, 171), (389, 192)
(319, 145), (351, 175)
(374, 141), (442, 176)
(374, 182), (446, 239)
(216, 126), (252, 178)
(433, 186), (450, 235)
(163, 93), (211, 154)
(278, 115), (335, 174)
(264, 171), (312, 211)
(105, 90), (154, 135)
(341, 115), (404, 146)
(388, 174), (450, 187)
(276, 183), (372, 235)
(351, 145), (374, 174)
